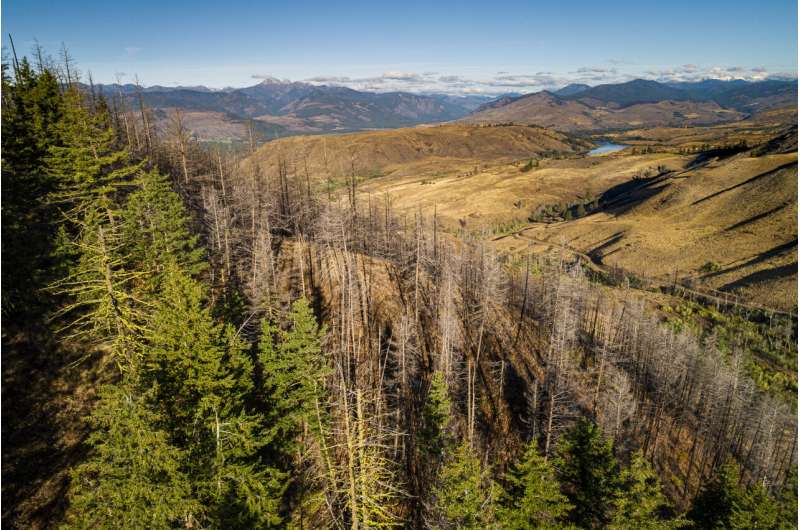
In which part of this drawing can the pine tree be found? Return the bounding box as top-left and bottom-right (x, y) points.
(417, 371), (455, 526)
(555, 418), (620, 528)
(609, 450), (685, 529)
(64, 379), (199, 529)
(258, 296), (328, 460)
(432, 442), (498, 529)
(145, 264), (286, 528)
(498, 440), (572, 529)
(44, 84), (145, 364)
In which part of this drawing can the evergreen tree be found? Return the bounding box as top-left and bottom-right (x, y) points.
(47, 86), (140, 219)
(64, 379), (199, 529)
(555, 418), (620, 528)
(776, 472), (798, 528)
(498, 440), (572, 529)
(145, 265), (286, 528)
(728, 481), (779, 530)
(690, 462), (787, 530)
(419, 371), (453, 462)
(120, 168), (205, 295)
(609, 450), (685, 529)
(258, 297), (328, 459)
(417, 371), (455, 527)
(688, 462), (744, 529)
(43, 84), (146, 364)
(432, 442), (498, 529)
(49, 201), (145, 364)
(1, 60), (65, 318)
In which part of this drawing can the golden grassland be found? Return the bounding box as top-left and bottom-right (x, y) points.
(603, 110), (796, 150)
(243, 123), (591, 179)
(497, 152), (797, 311)
(359, 151), (689, 227)
(244, 115), (797, 311)
(461, 92), (746, 132)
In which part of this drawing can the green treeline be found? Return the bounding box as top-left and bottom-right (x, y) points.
(2, 53), (796, 529)
(421, 380), (784, 530)
(2, 56), (319, 528)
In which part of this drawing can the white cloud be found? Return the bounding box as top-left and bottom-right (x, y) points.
(306, 75), (354, 83)
(382, 71), (422, 81)
(251, 74), (292, 82)
(295, 64), (796, 96)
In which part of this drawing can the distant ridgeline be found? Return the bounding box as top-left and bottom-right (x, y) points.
(462, 78), (797, 132)
(80, 78), (491, 143)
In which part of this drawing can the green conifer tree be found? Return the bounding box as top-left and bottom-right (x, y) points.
(50, 201), (145, 364)
(419, 371), (453, 462)
(690, 461), (787, 530)
(555, 418), (620, 528)
(145, 265), (286, 528)
(776, 472), (798, 528)
(416, 371), (455, 527)
(44, 84), (146, 364)
(121, 169), (205, 295)
(432, 442), (498, 529)
(2, 60), (65, 317)
(47, 86), (140, 218)
(609, 450), (685, 529)
(64, 379), (199, 529)
(688, 462), (744, 529)
(498, 440), (572, 529)
(728, 481), (779, 529)
(258, 297), (328, 459)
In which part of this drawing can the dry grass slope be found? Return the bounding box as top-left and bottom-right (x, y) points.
(503, 150), (798, 311)
(243, 123), (591, 180)
(242, 120), (797, 311)
(462, 92), (745, 132)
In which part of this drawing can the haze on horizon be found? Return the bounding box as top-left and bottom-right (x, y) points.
(3, 0), (797, 96)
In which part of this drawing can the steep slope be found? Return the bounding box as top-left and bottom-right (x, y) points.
(669, 79), (798, 112)
(463, 79), (796, 132)
(554, 83), (591, 96)
(568, 79), (691, 107)
(505, 136), (798, 311)
(462, 91), (744, 132)
(243, 123), (591, 180)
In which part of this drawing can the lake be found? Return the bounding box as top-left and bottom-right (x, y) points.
(588, 143), (628, 156)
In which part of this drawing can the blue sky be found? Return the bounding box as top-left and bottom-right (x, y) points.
(3, 0), (797, 94)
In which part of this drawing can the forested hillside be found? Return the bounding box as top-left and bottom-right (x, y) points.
(2, 51), (797, 529)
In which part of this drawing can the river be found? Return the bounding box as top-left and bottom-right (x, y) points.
(588, 143), (628, 156)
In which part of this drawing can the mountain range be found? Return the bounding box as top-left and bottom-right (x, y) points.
(97, 78), (490, 141)
(94, 77), (796, 142)
(462, 78), (797, 132)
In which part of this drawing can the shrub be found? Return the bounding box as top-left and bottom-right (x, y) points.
(700, 261), (722, 273)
